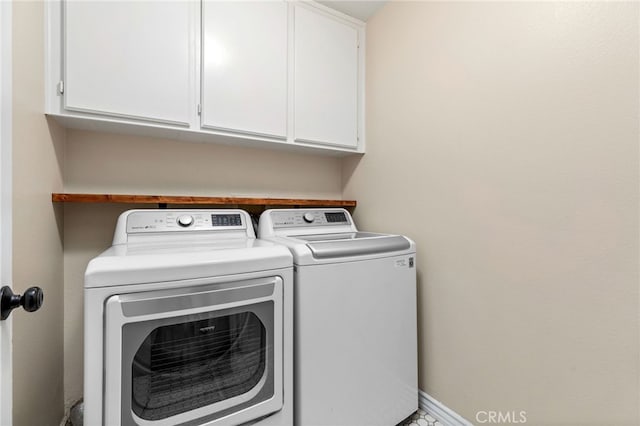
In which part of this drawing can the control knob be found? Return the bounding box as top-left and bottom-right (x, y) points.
(177, 215), (194, 227)
(303, 212), (315, 223)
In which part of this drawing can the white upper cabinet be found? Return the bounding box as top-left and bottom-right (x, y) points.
(46, 1), (365, 155)
(201, 1), (288, 139)
(294, 5), (360, 148)
(63, 0), (195, 126)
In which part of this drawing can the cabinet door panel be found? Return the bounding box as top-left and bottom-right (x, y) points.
(294, 6), (359, 148)
(64, 0), (193, 125)
(201, 1), (288, 138)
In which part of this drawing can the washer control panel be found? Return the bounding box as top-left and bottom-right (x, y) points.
(271, 209), (351, 228)
(126, 210), (246, 234)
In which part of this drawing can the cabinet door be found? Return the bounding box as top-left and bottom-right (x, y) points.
(201, 1), (288, 139)
(64, 0), (194, 126)
(294, 6), (359, 148)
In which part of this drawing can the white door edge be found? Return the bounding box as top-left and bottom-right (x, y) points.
(0, 0), (13, 423)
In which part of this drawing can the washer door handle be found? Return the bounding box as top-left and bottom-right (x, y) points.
(0, 286), (44, 320)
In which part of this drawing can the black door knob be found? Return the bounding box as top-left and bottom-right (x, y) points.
(0, 286), (44, 320)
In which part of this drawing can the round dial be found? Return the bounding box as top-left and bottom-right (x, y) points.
(303, 212), (315, 223)
(177, 215), (194, 227)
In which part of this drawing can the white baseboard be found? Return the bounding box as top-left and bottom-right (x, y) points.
(418, 390), (473, 426)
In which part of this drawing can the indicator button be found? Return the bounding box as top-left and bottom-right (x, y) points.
(177, 215), (194, 227)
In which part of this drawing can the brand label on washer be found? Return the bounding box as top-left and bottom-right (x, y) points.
(395, 257), (415, 268)
(395, 259), (407, 268)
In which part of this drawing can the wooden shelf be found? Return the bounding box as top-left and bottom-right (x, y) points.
(52, 193), (356, 209)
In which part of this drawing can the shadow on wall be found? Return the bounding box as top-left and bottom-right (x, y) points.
(63, 129), (344, 199)
(47, 116), (66, 245)
(341, 153), (363, 191)
(46, 116), (66, 189)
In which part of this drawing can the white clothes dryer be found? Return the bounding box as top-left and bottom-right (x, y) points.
(84, 209), (293, 426)
(258, 208), (418, 426)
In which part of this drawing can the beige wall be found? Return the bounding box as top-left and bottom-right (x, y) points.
(63, 130), (343, 198)
(343, 1), (639, 425)
(12, 2), (65, 425)
(62, 130), (343, 407)
(11, 1), (640, 425)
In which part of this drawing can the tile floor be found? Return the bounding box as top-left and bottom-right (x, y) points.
(398, 409), (442, 426)
(66, 404), (442, 426)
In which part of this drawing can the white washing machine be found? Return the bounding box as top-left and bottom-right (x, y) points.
(84, 209), (293, 426)
(258, 208), (417, 426)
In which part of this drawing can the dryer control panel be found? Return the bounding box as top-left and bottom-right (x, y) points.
(113, 209), (254, 244)
(126, 211), (245, 232)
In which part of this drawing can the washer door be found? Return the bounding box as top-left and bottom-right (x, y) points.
(103, 276), (283, 426)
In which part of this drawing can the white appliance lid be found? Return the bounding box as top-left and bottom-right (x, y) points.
(291, 231), (376, 242)
(85, 238), (292, 288)
(291, 232), (411, 259)
(258, 209), (415, 263)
